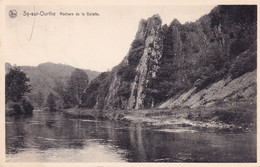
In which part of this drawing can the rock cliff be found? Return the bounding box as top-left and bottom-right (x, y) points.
(90, 14), (164, 110)
(82, 5), (257, 110)
(128, 14), (163, 109)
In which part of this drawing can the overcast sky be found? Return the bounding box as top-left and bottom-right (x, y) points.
(5, 5), (216, 72)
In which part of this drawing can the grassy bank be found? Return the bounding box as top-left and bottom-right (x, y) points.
(62, 100), (256, 133)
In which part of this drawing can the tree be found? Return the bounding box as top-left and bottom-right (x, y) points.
(65, 69), (89, 107)
(21, 97), (34, 114)
(81, 72), (109, 108)
(53, 80), (67, 108)
(5, 67), (31, 102)
(35, 91), (44, 108)
(46, 92), (56, 111)
(5, 67), (34, 115)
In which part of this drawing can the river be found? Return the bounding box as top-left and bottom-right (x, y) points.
(6, 110), (256, 162)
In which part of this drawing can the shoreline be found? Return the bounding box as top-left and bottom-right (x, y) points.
(62, 101), (256, 133)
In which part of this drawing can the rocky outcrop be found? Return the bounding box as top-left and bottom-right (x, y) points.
(129, 15), (163, 109)
(100, 14), (163, 110)
(83, 5), (256, 111)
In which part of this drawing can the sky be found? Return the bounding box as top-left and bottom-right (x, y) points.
(5, 5), (216, 72)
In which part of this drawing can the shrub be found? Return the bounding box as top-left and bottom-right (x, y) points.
(229, 40), (249, 57)
(81, 92), (97, 108)
(46, 92), (57, 111)
(194, 75), (212, 90)
(230, 51), (256, 79)
(118, 82), (131, 99)
(12, 104), (22, 114)
(131, 38), (145, 48)
(127, 38), (145, 66)
(21, 98), (34, 114)
(128, 46), (144, 66)
(117, 65), (136, 82)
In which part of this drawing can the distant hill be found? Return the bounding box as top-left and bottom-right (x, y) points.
(5, 62), (100, 108)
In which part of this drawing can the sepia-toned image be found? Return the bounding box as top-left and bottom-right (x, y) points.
(2, 1), (257, 165)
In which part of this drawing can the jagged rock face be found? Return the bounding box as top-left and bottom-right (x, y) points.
(84, 5), (256, 110)
(129, 15), (163, 109)
(103, 15), (163, 110)
(102, 57), (129, 109)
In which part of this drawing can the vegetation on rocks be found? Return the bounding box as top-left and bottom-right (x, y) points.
(145, 5), (256, 107)
(78, 5), (257, 110)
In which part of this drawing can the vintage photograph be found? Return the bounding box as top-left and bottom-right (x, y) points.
(3, 4), (257, 163)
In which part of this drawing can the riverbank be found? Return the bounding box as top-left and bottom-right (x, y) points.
(5, 99), (34, 116)
(63, 108), (104, 119)
(62, 100), (256, 133)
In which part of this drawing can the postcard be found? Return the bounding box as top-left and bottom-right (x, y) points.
(1, 0), (259, 167)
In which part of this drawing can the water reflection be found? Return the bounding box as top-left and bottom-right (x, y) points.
(6, 111), (256, 162)
(129, 123), (146, 161)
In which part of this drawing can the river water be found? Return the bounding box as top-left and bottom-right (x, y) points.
(6, 110), (256, 162)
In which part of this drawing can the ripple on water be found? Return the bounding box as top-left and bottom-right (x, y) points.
(81, 120), (100, 122)
(156, 128), (198, 133)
